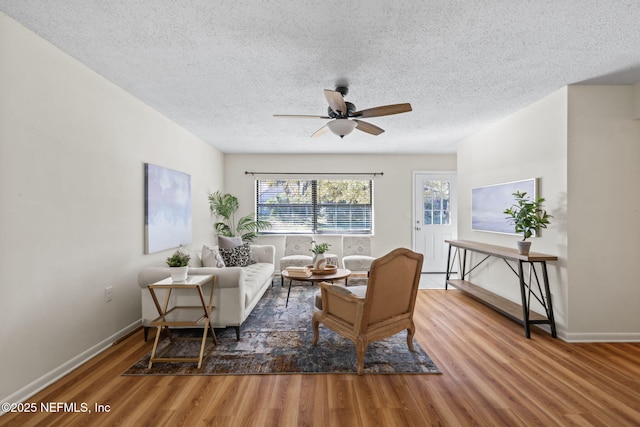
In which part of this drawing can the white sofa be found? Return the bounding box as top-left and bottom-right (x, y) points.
(138, 244), (275, 340)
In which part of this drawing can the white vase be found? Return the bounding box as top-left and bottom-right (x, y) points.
(170, 266), (189, 281)
(516, 241), (532, 256)
(313, 253), (327, 270)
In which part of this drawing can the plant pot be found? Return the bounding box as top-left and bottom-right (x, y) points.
(516, 241), (532, 256)
(312, 253), (327, 270)
(170, 266), (189, 281)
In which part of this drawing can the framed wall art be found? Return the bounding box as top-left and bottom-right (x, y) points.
(144, 163), (192, 254)
(471, 178), (536, 234)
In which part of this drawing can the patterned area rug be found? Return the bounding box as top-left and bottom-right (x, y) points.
(123, 281), (440, 375)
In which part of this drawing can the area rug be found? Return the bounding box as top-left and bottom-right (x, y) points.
(123, 281), (440, 376)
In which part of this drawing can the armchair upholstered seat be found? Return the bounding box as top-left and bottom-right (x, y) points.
(279, 235), (314, 273)
(341, 236), (375, 286)
(312, 247), (424, 374)
(341, 236), (375, 271)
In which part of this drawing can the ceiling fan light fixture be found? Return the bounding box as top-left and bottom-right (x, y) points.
(327, 119), (357, 138)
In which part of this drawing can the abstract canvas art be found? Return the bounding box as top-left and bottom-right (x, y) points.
(472, 178), (536, 234)
(144, 163), (192, 254)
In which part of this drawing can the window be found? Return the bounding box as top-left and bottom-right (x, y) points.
(256, 179), (373, 234)
(423, 180), (450, 225)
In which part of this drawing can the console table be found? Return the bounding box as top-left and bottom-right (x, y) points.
(445, 240), (557, 338)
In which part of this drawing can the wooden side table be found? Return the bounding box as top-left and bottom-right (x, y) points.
(147, 274), (217, 368)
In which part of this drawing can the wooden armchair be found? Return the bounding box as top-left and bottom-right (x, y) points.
(312, 248), (424, 374)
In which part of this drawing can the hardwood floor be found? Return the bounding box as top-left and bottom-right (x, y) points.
(2, 290), (639, 426)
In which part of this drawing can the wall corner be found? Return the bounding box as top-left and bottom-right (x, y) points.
(633, 82), (640, 119)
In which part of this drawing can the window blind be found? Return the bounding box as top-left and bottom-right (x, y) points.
(256, 178), (373, 234)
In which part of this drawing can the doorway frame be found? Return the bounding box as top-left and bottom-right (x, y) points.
(412, 170), (458, 273)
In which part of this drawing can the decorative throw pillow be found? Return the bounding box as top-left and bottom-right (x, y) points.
(201, 245), (225, 268)
(219, 243), (256, 267)
(245, 243), (257, 265)
(188, 252), (202, 267)
(218, 235), (243, 249)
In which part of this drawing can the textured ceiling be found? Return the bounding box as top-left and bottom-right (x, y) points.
(1, 1), (640, 154)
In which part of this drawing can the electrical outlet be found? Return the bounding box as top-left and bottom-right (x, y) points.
(105, 286), (113, 303)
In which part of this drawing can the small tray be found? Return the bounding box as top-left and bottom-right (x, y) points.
(308, 265), (338, 275)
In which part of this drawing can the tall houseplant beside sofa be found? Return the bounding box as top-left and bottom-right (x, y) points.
(138, 244), (275, 340)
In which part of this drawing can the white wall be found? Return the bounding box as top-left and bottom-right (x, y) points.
(0, 13), (224, 403)
(566, 85), (640, 340)
(457, 88), (569, 334)
(223, 154), (457, 267)
(457, 85), (640, 341)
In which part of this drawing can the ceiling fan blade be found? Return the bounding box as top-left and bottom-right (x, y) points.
(354, 120), (385, 136)
(274, 114), (330, 119)
(353, 103), (412, 118)
(311, 125), (329, 137)
(324, 89), (347, 115)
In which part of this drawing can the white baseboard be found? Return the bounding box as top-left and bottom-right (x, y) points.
(513, 326), (640, 343)
(1, 320), (141, 416)
(563, 331), (640, 343)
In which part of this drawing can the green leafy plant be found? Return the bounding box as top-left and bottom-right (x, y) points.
(311, 242), (331, 254)
(166, 250), (191, 267)
(504, 191), (553, 241)
(208, 191), (271, 242)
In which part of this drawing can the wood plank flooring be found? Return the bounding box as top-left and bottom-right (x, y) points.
(2, 289), (639, 426)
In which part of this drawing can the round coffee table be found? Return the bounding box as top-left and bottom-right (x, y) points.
(281, 268), (351, 307)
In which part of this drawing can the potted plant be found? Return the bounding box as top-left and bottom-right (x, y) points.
(166, 249), (191, 281)
(310, 242), (331, 270)
(208, 191), (271, 242)
(504, 191), (553, 255)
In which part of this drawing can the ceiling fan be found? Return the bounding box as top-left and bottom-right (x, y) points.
(274, 86), (412, 138)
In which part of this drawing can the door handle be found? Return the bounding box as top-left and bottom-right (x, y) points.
(415, 227), (421, 231)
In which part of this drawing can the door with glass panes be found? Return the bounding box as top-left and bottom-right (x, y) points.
(413, 173), (457, 273)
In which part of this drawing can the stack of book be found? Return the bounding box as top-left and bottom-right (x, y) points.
(285, 266), (312, 278)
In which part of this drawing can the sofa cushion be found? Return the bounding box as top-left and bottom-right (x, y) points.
(218, 235), (243, 249)
(242, 262), (275, 307)
(220, 243), (256, 267)
(202, 244), (225, 268)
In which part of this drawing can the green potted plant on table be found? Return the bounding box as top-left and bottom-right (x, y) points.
(166, 249), (191, 281)
(310, 242), (331, 270)
(504, 191), (553, 255)
(208, 191), (271, 242)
